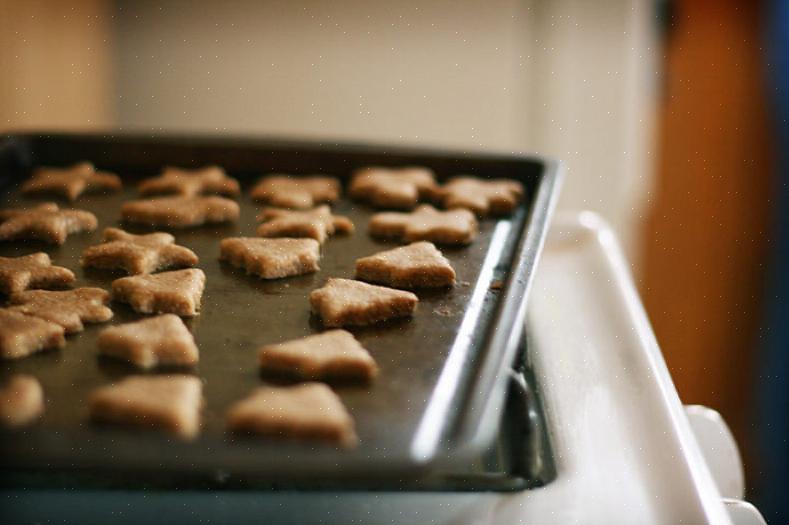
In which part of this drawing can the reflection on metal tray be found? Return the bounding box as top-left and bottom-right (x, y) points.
(0, 133), (560, 488)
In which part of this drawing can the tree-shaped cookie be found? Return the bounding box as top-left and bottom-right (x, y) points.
(219, 237), (320, 279)
(0, 309), (65, 360)
(250, 175), (341, 209)
(98, 314), (199, 369)
(226, 383), (357, 447)
(0, 375), (44, 428)
(21, 162), (121, 201)
(309, 278), (418, 327)
(349, 166), (437, 209)
(355, 241), (456, 289)
(0, 203), (98, 244)
(121, 196), (240, 228)
(368, 204), (478, 245)
(8, 288), (113, 334)
(89, 375), (203, 439)
(434, 176), (524, 216)
(258, 330), (378, 382)
(0, 253), (75, 295)
(139, 166), (240, 198)
(256, 205), (354, 244)
(111, 268), (206, 316)
(82, 228), (198, 275)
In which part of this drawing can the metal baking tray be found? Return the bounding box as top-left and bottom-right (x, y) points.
(0, 132), (560, 487)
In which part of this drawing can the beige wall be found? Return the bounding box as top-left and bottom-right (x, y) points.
(114, 0), (657, 260)
(0, 0), (115, 130)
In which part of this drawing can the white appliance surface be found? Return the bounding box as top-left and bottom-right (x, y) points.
(3, 213), (760, 525)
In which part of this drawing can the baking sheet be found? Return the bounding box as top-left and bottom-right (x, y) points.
(0, 133), (559, 483)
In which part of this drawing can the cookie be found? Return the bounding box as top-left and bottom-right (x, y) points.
(250, 175), (341, 209)
(226, 382), (357, 447)
(355, 241), (456, 289)
(82, 227), (199, 275)
(219, 237), (320, 279)
(98, 314), (199, 369)
(21, 162), (122, 201)
(259, 330), (378, 382)
(349, 166), (437, 209)
(434, 176), (524, 216)
(0, 375), (45, 428)
(8, 288), (113, 334)
(309, 278), (418, 327)
(256, 205), (354, 244)
(368, 204), (478, 245)
(0, 253), (75, 295)
(0, 203), (98, 244)
(89, 375), (202, 439)
(121, 196), (240, 228)
(0, 309), (65, 360)
(111, 268), (206, 316)
(139, 165), (240, 198)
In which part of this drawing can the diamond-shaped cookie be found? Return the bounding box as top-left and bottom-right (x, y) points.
(349, 166), (437, 209)
(8, 288), (113, 334)
(89, 375), (203, 439)
(309, 278), (418, 327)
(259, 330), (378, 381)
(220, 237), (320, 279)
(435, 176), (524, 216)
(369, 204), (478, 245)
(0, 309), (65, 360)
(355, 241), (456, 289)
(250, 175), (341, 209)
(226, 382), (357, 447)
(256, 205), (354, 244)
(111, 268), (206, 316)
(21, 162), (121, 201)
(0, 203), (98, 244)
(82, 227), (199, 275)
(0, 252), (75, 295)
(121, 196), (240, 228)
(98, 314), (199, 369)
(0, 375), (44, 428)
(139, 165), (240, 198)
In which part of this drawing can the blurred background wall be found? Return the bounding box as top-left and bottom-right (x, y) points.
(0, 0), (781, 518)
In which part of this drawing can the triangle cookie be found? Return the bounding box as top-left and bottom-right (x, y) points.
(98, 314), (199, 369)
(89, 375), (202, 439)
(355, 241), (456, 289)
(111, 268), (205, 316)
(309, 278), (418, 327)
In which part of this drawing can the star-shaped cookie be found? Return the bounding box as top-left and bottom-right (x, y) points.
(0, 309), (65, 360)
(219, 237), (320, 279)
(226, 383), (357, 447)
(139, 165), (240, 198)
(21, 162), (122, 201)
(121, 196), (240, 228)
(0, 252), (75, 295)
(89, 375), (203, 439)
(8, 288), (114, 334)
(98, 314), (199, 369)
(256, 205), (354, 244)
(309, 278), (418, 327)
(368, 204), (478, 245)
(0, 203), (98, 244)
(82, 227), (199, 275)
(0, 375), (44, 428)
(250, 175), (341, 209)
(258, 330), (378, 382)
(111, 268), (206, 316)
(434, 176), (524, 216)
(355, 241), (456, 289)
(349, 166), (437, 209)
